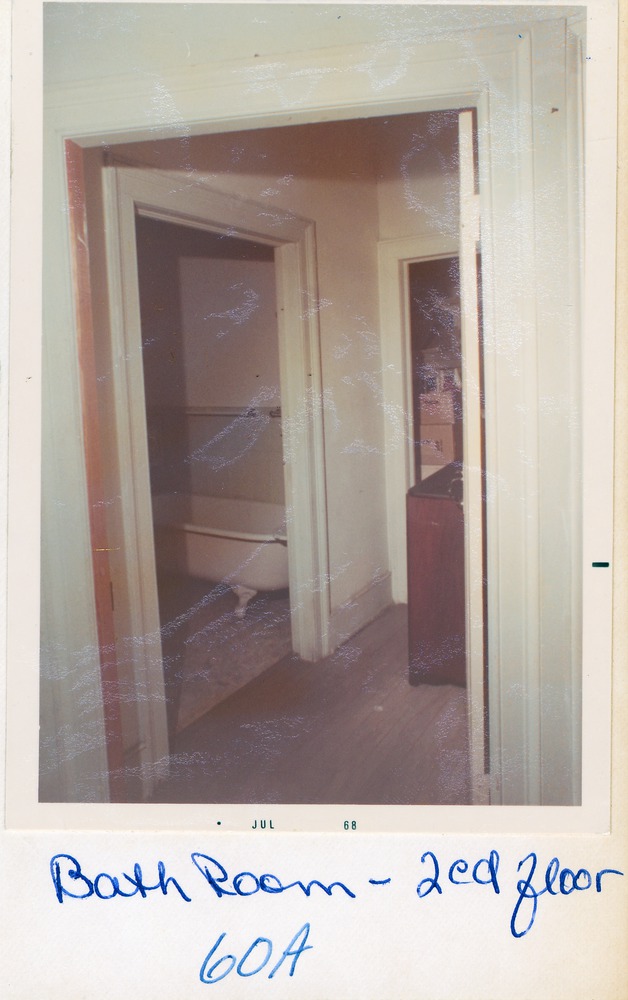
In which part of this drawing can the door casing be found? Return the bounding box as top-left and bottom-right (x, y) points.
(101, 168), (331, 794)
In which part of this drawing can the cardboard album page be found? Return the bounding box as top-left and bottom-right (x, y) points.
(2, 2), (627, 997)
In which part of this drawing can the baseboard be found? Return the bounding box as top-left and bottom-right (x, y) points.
(328, 572), (393, 652)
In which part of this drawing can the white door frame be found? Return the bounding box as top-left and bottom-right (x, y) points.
(378, 200), (488, 806)
(379, 234), (459, 605)
(42, 21), (583, 805)
(377, 66), (535, 805)
(102, 168), (331, 792)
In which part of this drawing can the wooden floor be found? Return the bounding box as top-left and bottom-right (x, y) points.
(149, 604), (471, 805)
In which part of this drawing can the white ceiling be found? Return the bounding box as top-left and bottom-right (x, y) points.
(44, 2), (583, 87)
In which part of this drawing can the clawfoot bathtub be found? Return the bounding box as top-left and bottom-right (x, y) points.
(153, 493), (289, 616)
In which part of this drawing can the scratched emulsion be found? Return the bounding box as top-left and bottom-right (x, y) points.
(39, 0), (512, 811)
(37, 105), (476, 806)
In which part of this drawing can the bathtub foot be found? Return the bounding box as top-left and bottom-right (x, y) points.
(232, 585), (257, 619)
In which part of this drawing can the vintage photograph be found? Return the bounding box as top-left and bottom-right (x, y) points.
(39, 3), (587, 809)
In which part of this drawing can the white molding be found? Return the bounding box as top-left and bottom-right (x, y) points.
(479, 34), (542, 805)
(458, 111), (487, 806)
(515, 31), (542, 808)
(43, 27), (529, 122)
(102, 168), (170, 797)
(36, 129), (111, 803)
(565, 15), (586, 808)
(275, 228), (332, 660)
(328, 573), (393, 653)
(374, 31), (545, 805)
(43, 33), (521, 149)
(104, 168), (331, 681)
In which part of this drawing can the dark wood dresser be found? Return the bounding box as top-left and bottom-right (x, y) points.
(407, 463), (466, 687)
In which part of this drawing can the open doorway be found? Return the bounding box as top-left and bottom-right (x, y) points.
(409, 256), (463, 486)
(97, 162), (331, 797)
(136, 217), (292, 740)
(406, 256), (466, 686)
(89, 111), (476, 804)
(405, 251), (488, 774)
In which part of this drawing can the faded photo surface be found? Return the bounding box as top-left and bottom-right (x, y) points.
(40, 4), (588, 811)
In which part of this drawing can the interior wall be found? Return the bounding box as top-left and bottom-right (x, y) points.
(179, 256), (279, 407)
(179, 256), (285, 505)
(135, 214), (187, 506)
(375, 112), (459, 241)
(136, 217), (285, 506)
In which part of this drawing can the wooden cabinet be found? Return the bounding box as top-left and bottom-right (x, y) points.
(407, 466), (466, 687)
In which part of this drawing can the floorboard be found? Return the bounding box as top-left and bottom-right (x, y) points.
(149, 604), (471, 805)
